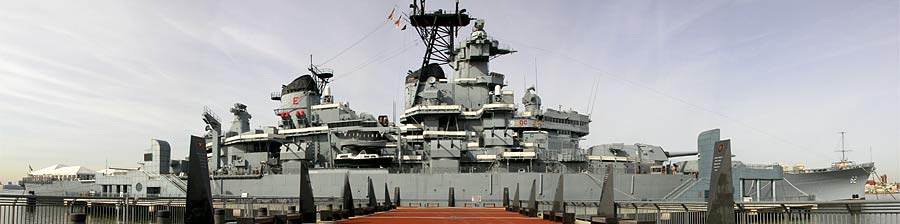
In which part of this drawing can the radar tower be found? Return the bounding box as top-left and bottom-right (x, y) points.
(408, 0), (471, 69)
(836, 131), (852, 162)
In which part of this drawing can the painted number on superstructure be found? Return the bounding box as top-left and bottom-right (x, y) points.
(293, 96), (299, 105)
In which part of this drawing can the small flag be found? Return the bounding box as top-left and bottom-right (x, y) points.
(28, 165), (33, 172)
(395, 16), (403, 28)
(387, 8), (395, 20)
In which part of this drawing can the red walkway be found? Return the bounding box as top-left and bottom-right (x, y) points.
(337, 207), (558, 224)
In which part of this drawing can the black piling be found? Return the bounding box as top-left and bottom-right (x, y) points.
(511, 183), (520, 211)
(552, 174), (564, 213)
(367, 177), (378, 212)
(527, 179), (537, 217)
(185, 135), (214, 223)
(383, 183), (393, 209)
(502, 187), (509, 207)
(590, 164), (619, 224)
(448, 187), (456, 207)
(342, 174), (355, 217)
(298, 162), (316, 222)
(599, 165), (617, 217)
(394, 187), (401, 207)
(707, 140), (736, 224)
(549, 174), (575, 223)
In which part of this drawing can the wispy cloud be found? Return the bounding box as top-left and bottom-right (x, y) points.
(0, 0), (896, 182)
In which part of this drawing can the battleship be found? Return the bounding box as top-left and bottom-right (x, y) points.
(18, 1), (872, 204)
(778, 132), (876, 201)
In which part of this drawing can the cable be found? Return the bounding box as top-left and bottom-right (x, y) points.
(331, 40), (420, 82)
(499, 37), (829, 160)
(320, 20), (391, 66)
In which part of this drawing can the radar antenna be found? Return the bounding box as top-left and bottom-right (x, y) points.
(308, 55), (333, 95)
(836, 131), (852, 162)
(408, 0), (472, 69)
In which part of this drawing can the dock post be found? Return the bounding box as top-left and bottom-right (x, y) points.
(367, 177), (378, 213)
(299, 162), (317, 222)
(185, 135), (214, 223)
(706, 140), (736, 224)
(448, 187), (456, 207)
(527, 179), (538, 217)
(502, 187), (509, 207)
(384, 183), (394, 210)
(511, 183), (520, 212)
(342, 174), (355, 217)
(394, 187), (401, 207)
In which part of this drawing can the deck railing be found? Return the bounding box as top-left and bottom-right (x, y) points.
(556, 200), (900, 224)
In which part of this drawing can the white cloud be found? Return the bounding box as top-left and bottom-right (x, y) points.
(0, 0), (897, 182)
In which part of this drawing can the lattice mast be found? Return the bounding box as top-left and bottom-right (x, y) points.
(409, 0), (471, 69)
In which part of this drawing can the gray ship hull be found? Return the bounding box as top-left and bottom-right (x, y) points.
(782, 165), (873, 201)
(22, 167), (871, 203)
(211, 170), (693, 205)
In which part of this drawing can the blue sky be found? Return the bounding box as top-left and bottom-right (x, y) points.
(0, 0), (897, 183)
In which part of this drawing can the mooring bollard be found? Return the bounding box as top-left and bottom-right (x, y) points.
(214, 209), (226, 224)
(69, 213), (86, 224)
(156, 210), (171, 224)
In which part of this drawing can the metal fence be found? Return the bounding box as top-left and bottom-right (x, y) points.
(4, 194), (899, 224)
(0, 194), (368, 224)
(553, 200), (900, 224)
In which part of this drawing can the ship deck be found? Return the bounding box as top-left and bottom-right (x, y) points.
(336, 207), (561, 224)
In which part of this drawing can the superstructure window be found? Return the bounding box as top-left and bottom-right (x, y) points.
(144, 153), (153, 161)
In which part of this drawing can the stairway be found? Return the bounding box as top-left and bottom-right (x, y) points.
(663, 178), (701, 200)
(164, 174), (188, 193)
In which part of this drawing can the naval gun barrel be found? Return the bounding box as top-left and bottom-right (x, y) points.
(666, 151), (699, 158)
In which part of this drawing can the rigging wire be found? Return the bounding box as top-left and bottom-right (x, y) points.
(497, 37), (829, 160)
(587, 77), (601, 117)
(319, 20), (391, 66)
(331, 40), (420, 82)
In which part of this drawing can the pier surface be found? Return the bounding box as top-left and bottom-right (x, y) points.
(337, 207), (558, 224)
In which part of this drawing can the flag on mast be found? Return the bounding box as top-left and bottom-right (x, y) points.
(388, 8), (405, 31)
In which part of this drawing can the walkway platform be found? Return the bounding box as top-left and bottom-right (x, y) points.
(336, 207), (561, 224)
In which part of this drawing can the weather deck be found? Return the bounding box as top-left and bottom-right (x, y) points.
(336, 207), (560, 224)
